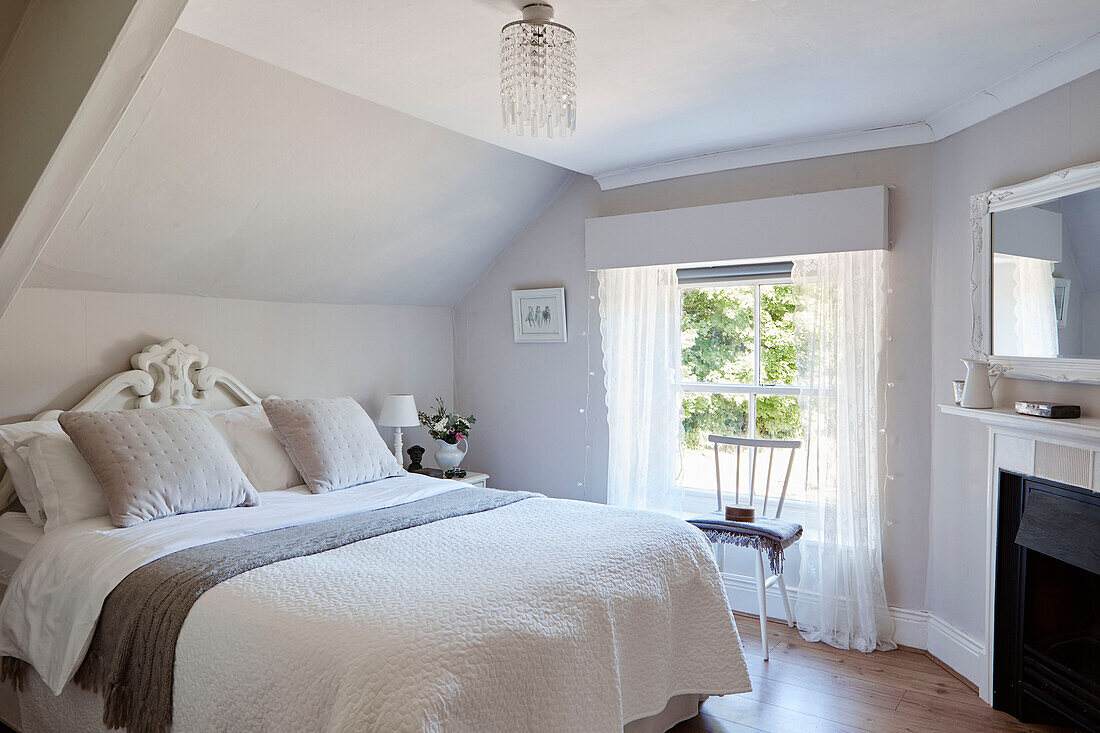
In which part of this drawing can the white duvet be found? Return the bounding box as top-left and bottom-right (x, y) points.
(1, 475), (750, 732)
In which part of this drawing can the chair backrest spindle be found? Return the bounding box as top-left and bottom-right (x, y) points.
(735, 446), (741, 505)
(713, 441), (723, 509)
(707, 434), (802, 519)
(762, 447), (775, 515)
(747, 446), (757, 506)
(776, 447), (798, 518)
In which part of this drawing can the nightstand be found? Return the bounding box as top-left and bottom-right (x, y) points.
(453, 471), (489, 489)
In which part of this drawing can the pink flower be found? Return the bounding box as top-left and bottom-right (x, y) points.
(454, 433), (465, 441)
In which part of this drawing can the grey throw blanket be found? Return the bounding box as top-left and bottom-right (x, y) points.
(687, 514), (802, 575)
(3, 487), (537, 733)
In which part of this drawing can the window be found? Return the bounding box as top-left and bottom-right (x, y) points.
(677, 268), (811, 505)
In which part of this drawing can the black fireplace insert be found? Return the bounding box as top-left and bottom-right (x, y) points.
(995, 472), (1100, 731)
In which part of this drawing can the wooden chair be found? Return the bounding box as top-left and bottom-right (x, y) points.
(692, 434), (803, 661)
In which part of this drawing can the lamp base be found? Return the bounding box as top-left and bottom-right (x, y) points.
(392, 427), (404, 464)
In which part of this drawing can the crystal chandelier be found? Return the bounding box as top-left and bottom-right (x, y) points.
(500, 3), (576, 137)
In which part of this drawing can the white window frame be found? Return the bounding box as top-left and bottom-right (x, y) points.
(676, 274), (814, 506)
(678, 275), (815, 434)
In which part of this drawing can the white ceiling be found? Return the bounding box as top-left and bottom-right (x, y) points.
(27, 31), (571, 306)
(177, 0), (1100, 181)
(23, 0), (1100, 307)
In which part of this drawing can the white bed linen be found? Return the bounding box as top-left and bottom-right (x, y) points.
(0, 513), (42, 585)
(1, 475), (750, 732)
(0, 474), (458, 693)
(166, 498), (748, 732)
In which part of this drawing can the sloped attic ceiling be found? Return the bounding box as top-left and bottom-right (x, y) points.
(26, 30), (572, 306)
(177, 0), (1100, 178)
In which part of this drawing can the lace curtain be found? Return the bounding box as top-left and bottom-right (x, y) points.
(792, 249), (896, 653)
(1012, 256), (1058, 358)
(598, 265), (685, 514)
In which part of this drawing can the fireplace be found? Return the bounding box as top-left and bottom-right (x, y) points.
(994, 471), (1100, 730)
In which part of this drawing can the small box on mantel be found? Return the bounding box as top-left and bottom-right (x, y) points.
(1014, 401), (1082, 419)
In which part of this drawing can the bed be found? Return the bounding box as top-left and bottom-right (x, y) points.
(0, 339), (749, 732)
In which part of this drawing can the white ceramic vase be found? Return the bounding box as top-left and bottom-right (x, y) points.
(434, 438), (467, 471)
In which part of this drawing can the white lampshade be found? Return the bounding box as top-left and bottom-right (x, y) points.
(378, 394), (418, 427)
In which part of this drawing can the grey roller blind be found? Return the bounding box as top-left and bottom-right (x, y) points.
(677, 261), (793, 285)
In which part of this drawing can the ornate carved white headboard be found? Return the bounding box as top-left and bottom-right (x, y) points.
(1, 339), (262, 507)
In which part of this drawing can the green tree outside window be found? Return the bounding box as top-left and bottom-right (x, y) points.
(680, 283), (805, 450)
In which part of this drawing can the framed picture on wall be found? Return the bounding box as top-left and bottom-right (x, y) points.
(511, 287), (567, 343)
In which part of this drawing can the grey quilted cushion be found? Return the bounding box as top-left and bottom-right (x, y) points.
(262, 397), (405, 494)
(59, 408), (260, 527)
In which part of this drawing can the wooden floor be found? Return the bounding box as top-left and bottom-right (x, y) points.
(672, 614), (1068, 733)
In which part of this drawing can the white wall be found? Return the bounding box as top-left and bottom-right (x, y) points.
(453, 176), (609, 501)
(929, 70), (1100, 638)
(0, 288), (454, 461)
(455, 146), (935, 614)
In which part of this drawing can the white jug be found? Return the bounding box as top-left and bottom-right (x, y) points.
(434, 437), (468, 471)
(960, 359), (1000, 409)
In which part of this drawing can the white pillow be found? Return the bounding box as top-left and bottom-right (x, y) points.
(207, 404), (302, 491)
(0, 420), (64, 527)
(25, 433), (109, 532)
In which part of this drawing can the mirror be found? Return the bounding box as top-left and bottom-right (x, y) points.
(991, 187), (1100, 359)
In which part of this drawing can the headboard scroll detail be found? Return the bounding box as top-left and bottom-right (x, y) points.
(1, 339), (263, 508)
(30, 339), (261, 421)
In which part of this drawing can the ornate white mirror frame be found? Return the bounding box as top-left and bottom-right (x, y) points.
(970, 160), (1100, 383)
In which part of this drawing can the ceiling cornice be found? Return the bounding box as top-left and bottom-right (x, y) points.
(926, 30), (1100, 140)
(595, 31), (1100, 191)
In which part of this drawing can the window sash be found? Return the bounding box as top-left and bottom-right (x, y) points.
(676, 270), (827, 511)
(681, 381), (823, 396)
(679, 276), (816, 437)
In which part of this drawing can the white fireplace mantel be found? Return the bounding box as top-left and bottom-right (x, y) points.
(939, 403), (1100, 703)
(940, 404), (1100, 445)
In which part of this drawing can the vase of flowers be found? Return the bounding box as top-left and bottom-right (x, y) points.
(418, 398), (476, 471)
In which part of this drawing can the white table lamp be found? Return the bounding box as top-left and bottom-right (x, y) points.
(379, 394), (419, 461)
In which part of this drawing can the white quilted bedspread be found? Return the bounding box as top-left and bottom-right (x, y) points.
(6, 479), (750, 732)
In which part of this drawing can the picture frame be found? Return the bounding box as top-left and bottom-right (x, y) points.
(511, 287), (567, 343)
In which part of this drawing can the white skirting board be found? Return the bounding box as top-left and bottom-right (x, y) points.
(926, 614), (987, 694)
(721, 572), (986, 690)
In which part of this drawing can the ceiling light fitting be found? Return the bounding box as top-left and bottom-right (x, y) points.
(500, 3), (576, 138)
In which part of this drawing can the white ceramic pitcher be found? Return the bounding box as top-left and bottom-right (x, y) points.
(960, 359), (1001, 409)
(434, 437), (468, 471)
